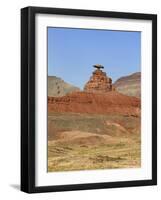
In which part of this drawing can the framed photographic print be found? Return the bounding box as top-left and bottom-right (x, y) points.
(21, 6), (157, 193)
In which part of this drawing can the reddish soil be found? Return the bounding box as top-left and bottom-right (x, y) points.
(48, 91), (141, 116)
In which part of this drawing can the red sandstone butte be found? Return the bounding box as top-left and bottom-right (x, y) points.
(48, 66), (141, 116)
(84, 68), (115, 93)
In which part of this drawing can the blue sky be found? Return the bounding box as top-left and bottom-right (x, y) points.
(48, 27), (141, 89)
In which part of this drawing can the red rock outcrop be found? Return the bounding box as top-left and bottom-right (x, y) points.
(48, 66), (141, 116)
(48, 91), (141, 116)
(84, 68), (115, 93)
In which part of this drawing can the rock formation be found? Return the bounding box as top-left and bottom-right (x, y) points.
(84, 64), (115, 93)
(48, 91), (140, 116)
(48, 76), (80, 97)
(114, 72), (141, 98)
(48, 65), (141, 116)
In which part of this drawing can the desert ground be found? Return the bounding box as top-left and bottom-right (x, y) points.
(48, 112), (141, 172)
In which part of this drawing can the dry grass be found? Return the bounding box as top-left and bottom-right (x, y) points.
(48, 113), (141, 172)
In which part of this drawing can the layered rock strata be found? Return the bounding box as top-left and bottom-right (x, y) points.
(84, 69), (115, 93)
(48, 91), (140, 116)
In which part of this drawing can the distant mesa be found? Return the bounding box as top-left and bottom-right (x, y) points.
(48, 76), (80, 97)
(84, 64), (115, 93)
(114, 72), (141, 98)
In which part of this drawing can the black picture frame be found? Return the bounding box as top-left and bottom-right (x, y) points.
(21, 6), (157, 193)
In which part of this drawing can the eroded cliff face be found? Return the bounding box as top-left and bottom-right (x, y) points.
(84, 69), (115, 93)
(48, 91), (140, 116)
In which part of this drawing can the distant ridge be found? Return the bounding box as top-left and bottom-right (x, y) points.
(48, 76), (80, 97)
(114, 72), (141, 98)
